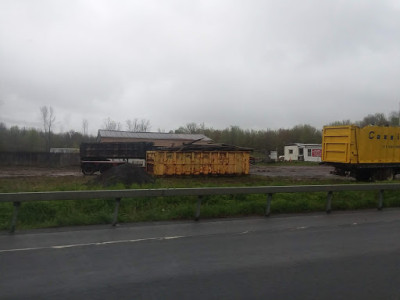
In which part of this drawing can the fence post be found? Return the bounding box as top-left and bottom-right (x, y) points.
(10, 201), (21, 234)
(195, 195), (203, 221)
(378, 189), (384, 211)
(112, 198), (121, 226)
(326, 191), (333, 214)
(265, 193), (273, 217)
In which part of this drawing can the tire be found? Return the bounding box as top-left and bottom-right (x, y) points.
(82, 163), (96, 175)
(99, 164), (111, 174)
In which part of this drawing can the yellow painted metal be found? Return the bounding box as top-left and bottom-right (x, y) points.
(322, 125), (355, 163)
(146, 151), (250, 175)
(322, 125), (400, 164)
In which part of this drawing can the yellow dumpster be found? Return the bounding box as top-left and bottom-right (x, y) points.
(146, 151), (250, 176)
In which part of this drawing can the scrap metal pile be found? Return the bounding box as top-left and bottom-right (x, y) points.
(160, 140), (252, 152)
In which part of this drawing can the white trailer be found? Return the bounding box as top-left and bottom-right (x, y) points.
(284, 143), (321, 162)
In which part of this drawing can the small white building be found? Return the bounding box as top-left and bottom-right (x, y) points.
(269, 150), (278, 161)
(283, 143), (322, 162)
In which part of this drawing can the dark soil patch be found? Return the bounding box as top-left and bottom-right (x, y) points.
(90, 164), (155, 187)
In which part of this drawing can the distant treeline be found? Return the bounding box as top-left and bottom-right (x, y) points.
(174, 124), (321, 153)
(0, 123), (96, 152)
(173, 112), (400, 153)
(1, 112), (398, 153)
(0, 122), (321, 153)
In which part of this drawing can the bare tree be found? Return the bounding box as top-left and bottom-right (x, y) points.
(126, 118), (139, 131)
(40, 106), (55, 151)
(139, 119), (151, 132)
(82, 119), (89, 136)
(175, 122), (203, 134)
(103, 117), (121, 130)
(126, 118), (151, 132)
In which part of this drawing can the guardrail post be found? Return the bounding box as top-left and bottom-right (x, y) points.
(326, 191), (333, 214)
(265, 193), (273, 217)
(10, 201), (21, 234)
(195, 195), (203, 221)
(378, 189), (384, 211)
(112, 198), (121, 226)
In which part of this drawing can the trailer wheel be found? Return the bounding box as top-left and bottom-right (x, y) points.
(82, 164), (96, 175)
(99, 164), (112, 174)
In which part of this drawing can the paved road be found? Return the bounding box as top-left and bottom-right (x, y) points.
(1, 210), (400, 299)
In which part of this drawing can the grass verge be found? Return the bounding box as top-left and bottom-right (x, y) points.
(1, 174), (399, 230)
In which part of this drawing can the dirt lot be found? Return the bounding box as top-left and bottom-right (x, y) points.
(0, 166), (82, 178)
(250, 164), (351, 180)
(0, 164), (348, 180)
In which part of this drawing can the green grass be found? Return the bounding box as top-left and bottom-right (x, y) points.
(1, 174), (400, 230)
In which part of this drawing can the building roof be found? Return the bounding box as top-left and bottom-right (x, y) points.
(97, 130), (213, 142)
(163, 143), (252, 152)
(285, 143), (321, 147)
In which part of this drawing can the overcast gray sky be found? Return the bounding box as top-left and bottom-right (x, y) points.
(1, 0), (399, 135)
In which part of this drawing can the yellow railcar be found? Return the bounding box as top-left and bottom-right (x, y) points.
(322, 125), (400, 180)
(146, 151), (250, 176)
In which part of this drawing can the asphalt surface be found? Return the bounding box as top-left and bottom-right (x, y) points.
(1, 210), (400, 299)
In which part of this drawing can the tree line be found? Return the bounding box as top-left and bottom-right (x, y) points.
(174, 123), (321, 154)
(0, 123), (96, 152)
(1, 108), (399, 153)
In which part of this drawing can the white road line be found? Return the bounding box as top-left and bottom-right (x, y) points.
(0, 236), (185, 253)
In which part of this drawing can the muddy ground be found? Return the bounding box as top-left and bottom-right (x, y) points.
(250, 165), (350, 180)
(0, 164), (349, 180)
(0, 166), (82, 178)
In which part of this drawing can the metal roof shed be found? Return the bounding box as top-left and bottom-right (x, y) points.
(97, 130), (213, 147)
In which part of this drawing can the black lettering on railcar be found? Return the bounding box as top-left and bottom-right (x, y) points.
(369, 131), (375, 139)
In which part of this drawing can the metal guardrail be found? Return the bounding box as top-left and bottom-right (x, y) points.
(1, 183), (400, 233)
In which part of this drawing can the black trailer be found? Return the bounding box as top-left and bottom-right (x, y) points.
(80, 142), (154, 175)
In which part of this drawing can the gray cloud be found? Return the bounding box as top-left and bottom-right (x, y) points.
(1, 0), (399, 134)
